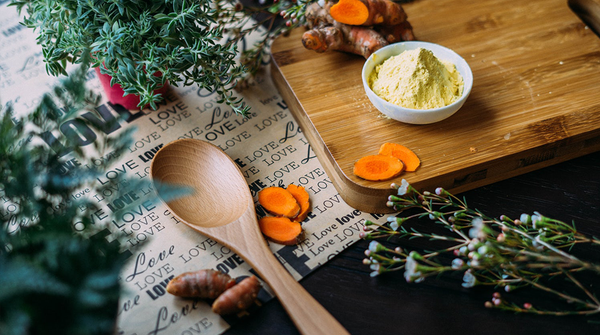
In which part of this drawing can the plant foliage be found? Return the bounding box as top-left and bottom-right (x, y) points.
(362, 180), (600, 317)
(0, 58), (134, 335)
(10, 0), (249, 113)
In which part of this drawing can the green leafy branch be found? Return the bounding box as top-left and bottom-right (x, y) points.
(0, 56), (138, 335)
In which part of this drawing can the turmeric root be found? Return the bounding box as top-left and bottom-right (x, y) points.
(258, 186), (301, 218)
(286, 184), (310, 222)
(330, 0), (407, 26)
(258, 216), (303, 245)
(166, 269), (236, 299)
(212, 276), (262, 315)
(302, 24), (388, 59)
(353, 154), (405, 181)
(375, 20), (416, 44)
(302, 1), (415, 58)
(305, 2), (335, 29)
(378, 142), (421, 172)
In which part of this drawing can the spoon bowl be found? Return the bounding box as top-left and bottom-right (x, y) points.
(150, 139), (249, 227)
(151, 139), (348, 335)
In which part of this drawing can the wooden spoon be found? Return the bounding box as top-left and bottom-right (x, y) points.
(150, 138), (348, 335)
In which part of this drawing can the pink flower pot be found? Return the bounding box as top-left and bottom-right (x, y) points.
(94, 67), (169, 110)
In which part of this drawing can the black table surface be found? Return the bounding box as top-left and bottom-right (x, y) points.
(224, 151), (600, 335)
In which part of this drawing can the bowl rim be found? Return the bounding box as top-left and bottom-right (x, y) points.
(362, 41), (473, 116)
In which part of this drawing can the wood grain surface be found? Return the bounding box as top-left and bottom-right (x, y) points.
(270, 0), (600, 213)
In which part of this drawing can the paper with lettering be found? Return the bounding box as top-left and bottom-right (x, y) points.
(0, 4), (387, 334)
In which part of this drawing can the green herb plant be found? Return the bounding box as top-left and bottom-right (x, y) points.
(361, 179), (600, 317)
(0, 58), (137, 335)
(10, 0), (251, 112)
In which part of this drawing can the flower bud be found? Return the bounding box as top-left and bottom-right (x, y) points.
(520, 213), (532, 225)
(496, 233), (506, 242)
(369, 241), (382, 253)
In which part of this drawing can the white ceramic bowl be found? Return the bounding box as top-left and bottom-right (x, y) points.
(362, 41), (473, 124)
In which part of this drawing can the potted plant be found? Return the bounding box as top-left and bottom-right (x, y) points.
(10, 0), (253, 112)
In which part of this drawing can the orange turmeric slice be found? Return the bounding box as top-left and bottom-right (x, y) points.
(286, 184), (311, 222)
(258, 186), (301, 218)
(258, 216), (303, 245)
(378, 142), (421, 172)
(329, 0), (369, 25)
(353, 154), (404, 181)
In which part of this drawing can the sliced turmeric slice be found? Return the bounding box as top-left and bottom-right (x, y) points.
(329, 0), (369, 25)
(258, 216), (303, 245)
(330, 0), (407, 26)
(353, 154), (404, 181)
(286, 184), (311, 222)
(258, 186), (301, 218)
(378, 142), (421, 172)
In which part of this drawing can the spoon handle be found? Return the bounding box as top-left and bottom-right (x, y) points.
(238, 213), (349, 335)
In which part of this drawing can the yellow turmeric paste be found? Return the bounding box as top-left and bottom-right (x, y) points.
(369, 48), (464, 109)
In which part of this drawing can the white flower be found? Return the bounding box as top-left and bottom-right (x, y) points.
(469, 217), (486, 239)
(403, 254), (422, 283)
(369, 241), (381, 253)
(387, 216), (400, 231)
(520, 213), (531, 225)
(451, 258), (464, 269)
(397, 179), (410, 196)
(405, 255), (416, 271)
(477, 245), (489, 256)
(531, 212), (542, 229)
(462, 270), (477, 288)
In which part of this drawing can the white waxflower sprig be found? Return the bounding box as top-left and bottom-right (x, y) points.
(360, 179), (600, 317)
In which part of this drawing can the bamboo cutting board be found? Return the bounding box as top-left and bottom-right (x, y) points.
(270, 0), (600, 213)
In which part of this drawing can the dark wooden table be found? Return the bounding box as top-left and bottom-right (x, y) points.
(225, 151), (600, 335)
